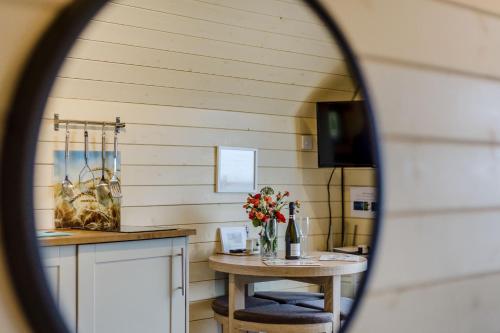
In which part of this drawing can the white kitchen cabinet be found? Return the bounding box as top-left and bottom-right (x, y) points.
(42, 245), (77, 332)
(77, 237), (188, 333)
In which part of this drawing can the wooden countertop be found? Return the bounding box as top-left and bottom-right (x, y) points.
(39, 228), (196, 247)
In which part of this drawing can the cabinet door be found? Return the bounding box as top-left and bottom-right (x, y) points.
(78, 238), (187, 333)
(171, 237), (188, 333)
(42, 245), (77, 332)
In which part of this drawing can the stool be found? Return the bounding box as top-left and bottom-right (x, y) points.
(253, 291), (324, 304)
(296, 297), (354, 320)
(212, 296), (278, 332)
(233, 303), (333, 333)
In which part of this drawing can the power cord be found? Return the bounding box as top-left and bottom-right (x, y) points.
(325, 85), (359, 251)
(325, 167), (336, 250)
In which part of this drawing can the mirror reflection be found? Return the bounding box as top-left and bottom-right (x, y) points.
(34, 1), (378, 332)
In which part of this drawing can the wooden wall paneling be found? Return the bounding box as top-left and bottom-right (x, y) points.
(190, 0), (321, 24)
(36, 141), (323, 168)
(56, 58), (350, 103)
(370, 211), (500, 292)
(113, 0), (331, 42)
(36, 165), (340, 187)
(80, 21), (347, 74)
(49, 77), (333, 117)
(33, 185), (341, 209)
(189, 318), (219, 333)
(68, 39), (350, 89)
(384, 141), (500, 214)
(350, 271), (500, 333)
(45, 98), (319, 134)
(95, 2), (340, 58)
(328, 0), (500, 79)
(38, 121), (317, 151)
(364, 59), (500, 142)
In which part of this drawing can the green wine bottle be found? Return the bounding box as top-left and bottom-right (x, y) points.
(285, 202), (300, 259)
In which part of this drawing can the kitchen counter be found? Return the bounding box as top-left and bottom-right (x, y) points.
(38, 228), (196, 247)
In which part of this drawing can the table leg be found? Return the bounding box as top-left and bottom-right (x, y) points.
(324, 275), (341, 333)
(228, 274), (245, 333)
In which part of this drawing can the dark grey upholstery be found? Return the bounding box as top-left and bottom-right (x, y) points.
(211, 296), (278, 316)
(234, 304), (333, 324)
(253, 291), (324, 304)
(296, 297), (354, 320)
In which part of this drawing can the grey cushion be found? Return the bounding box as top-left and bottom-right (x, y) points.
(253, 291), (324, 304)
(211, 296), (277, 316)
(296, 297), (354, 320)
(234, 304), (333, 324)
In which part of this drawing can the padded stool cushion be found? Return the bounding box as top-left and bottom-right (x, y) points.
(211, 296), (277, 316)
(234, 304), (333, 324)
(253, 291), (324, 304)
(296, 297), (354, 319)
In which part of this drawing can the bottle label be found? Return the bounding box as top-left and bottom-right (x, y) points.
(290, 243), (300, 257)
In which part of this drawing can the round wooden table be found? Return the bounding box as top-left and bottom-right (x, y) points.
(209, 252), (367, 333)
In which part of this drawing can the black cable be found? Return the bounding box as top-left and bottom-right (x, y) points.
(326, 167), (336, 250)
(341, 168), (345, 246)
(326, 85), (358, 251)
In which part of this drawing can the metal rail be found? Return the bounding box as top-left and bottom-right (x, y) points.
(53, 113), (125, 132)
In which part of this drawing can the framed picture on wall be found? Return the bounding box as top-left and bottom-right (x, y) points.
(216, 146), (258, 193)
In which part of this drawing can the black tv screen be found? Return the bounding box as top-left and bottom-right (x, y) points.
(316, 101), (374, 167)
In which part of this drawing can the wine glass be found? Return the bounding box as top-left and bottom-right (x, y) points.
(265, 218), (278, 258)
(300, 216), (310, 258)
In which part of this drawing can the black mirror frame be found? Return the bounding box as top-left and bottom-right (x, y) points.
(0, 0), (383, 332)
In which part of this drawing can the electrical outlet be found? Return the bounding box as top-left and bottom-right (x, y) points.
(301, 135), (313, 150)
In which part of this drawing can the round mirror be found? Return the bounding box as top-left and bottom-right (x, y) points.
(2, 1), (381, 332)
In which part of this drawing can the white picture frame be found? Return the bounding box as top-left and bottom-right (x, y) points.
(219, 227), (247, 253)
(216, 146), (258, 193)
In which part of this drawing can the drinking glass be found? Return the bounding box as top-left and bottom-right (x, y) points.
(266, 218), (277, 243)
(300, 216), (310, 258)
(261, 218), (278, 259)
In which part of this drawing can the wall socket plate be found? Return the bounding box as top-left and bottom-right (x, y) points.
(301, 135), (313, 150)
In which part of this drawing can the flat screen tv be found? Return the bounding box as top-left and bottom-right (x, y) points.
(316, 101), (374, 167)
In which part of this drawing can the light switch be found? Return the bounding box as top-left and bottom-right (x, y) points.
(301, 135), (313, 150)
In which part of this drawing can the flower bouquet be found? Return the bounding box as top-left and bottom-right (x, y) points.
(243, 186), (299, 258)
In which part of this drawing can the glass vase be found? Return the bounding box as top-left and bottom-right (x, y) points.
(260, 218), (278, 259)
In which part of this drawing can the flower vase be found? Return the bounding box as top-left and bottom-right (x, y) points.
(260, 218), (278, 259)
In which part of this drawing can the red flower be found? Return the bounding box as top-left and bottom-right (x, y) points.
(262, 215), (269, 222)
(254, 194), (261, 199)
(249, 210), (255, 219)
(252, 198), (260, 206)
(275, 211), (286, 223)
(264, 196), (272, 204)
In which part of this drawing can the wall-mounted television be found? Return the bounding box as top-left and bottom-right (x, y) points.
(316, 101), (374, 167)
